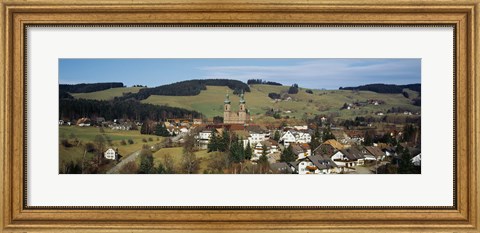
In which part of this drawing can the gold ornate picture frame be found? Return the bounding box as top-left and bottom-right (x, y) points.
(1, 0), (479, 232)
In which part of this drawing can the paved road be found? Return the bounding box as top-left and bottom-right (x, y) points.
(106, 150), (142, 174)
(106, 133), (185, 174)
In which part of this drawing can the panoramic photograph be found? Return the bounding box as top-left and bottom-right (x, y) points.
(58, 58), (421, 174)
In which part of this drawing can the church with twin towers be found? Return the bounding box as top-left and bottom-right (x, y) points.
(223, 92), (250, 124)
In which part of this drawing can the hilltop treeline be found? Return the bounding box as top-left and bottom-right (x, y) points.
(339, 83), (421, 94)
(59, 82), (124, 93)
(59, 90), (74, 99)
(59, 98), (202, 122)
(119, 79), (250, 100)
(247, 79), (282, 86)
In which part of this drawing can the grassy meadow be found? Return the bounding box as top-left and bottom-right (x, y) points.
(69, 84), (420, 120)
(71, 87), (143, 100)
(59, 125), (164, 172)
(139, 84), (420, 119)
(146, 147), (211, 173)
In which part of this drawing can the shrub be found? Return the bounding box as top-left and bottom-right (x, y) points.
(119, 161), (138, 174)
(142, 138), (147, 143)
(306, 89), (313, 94)
(268, 92), (281, 100)
(148, 137), (153, 142)
(120, 139), (127, 145)
(61, 139), (73, 147)
(85, 142), (96, 152)
(128, 139), (134, 144)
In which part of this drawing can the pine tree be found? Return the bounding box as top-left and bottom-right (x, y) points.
(245, 141), (253, 160)
(321, 127), (335, 142)
(207, 130), (219, 152)
(140, 120), (151, 135)
(363, 131), (373, 146)
(258, 145), (270, 173)
(229, 137), (245, 163)
(219, 130), (230, 152)
(138, 149), (154, 174)
(280, 145), (296, 162)
(273, 130), (281, 141)
(398, 148), (415, 174)
(155, 123), (170, 136)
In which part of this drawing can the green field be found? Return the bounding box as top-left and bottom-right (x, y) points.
(70, 84), (420, 120)
(147, 147), (211, 173)
(71, 87), (143, 100)
(141, 85), (420, 119)
(59, 126), (164, 172)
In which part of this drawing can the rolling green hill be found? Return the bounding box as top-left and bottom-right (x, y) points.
(71, 87), (143, 100)
(69, 84), (420, 120)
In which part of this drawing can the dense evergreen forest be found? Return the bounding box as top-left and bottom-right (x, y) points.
(59, 82), (124, 93)
(247, 79), (282, 86)
(59, 98), (202, 122)
(119, 79), (250, 100)
(339, 83), (421, 93)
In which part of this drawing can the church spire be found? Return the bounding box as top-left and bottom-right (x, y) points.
(224, 93), (231, 104)
(239, 90), (246, 104)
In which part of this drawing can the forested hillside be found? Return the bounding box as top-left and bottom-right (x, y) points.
(59, 98), (202, 122)
(119, 79), (250, 100)
(60, 82), (124, 93)
(340, 83), (421, 93)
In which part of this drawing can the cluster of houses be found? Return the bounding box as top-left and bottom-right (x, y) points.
(270, 139), (421, 174)
(59, 117), (142, 130)
(194, 123), (421, 174)
(59, 116), (205, 134)
(62, 110), (421, 174)
(341, 99), (385, 110)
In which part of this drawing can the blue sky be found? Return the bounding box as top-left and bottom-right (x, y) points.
(59, 58), (420, 90)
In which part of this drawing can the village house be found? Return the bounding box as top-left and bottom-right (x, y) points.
(269, 162), (293, 174)
(279, 131), (296, 147)
(104, 148), (118, 160)
(252, 139), (280, 160)
(253, 142), (268, 158)
(290, 143), (311, 160)
(322, 139), (345, 151)
(292, 154), (337, 175)
(166, 126), (177, 135)
(193, 118), (203, 125)
(178, 126), (189, 134)
(363, 146), (385, 161)
(330, 147), (365, 169)
(246, 126), (270, 147)
(279, 130), (312, 147)
(412, 153), (421, 166)
(344, 130), (365, 145)
(76, 117), (91, 127)
(111, 122), (132, 130)
(267, 152), (281, 164)
(331, 129), (349, 145)
(305, 155), (338, 174)
(297, 160), (317, 174)
(313, 143), (337, 157)
(197, 130), (214, 142)
(293, 125), (308, 131)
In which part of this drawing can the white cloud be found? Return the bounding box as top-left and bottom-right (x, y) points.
(199, 59), (420, 89)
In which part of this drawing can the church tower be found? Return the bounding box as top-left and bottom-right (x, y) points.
(238, 92), (247, 122)
(223, 93), (231, 122)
